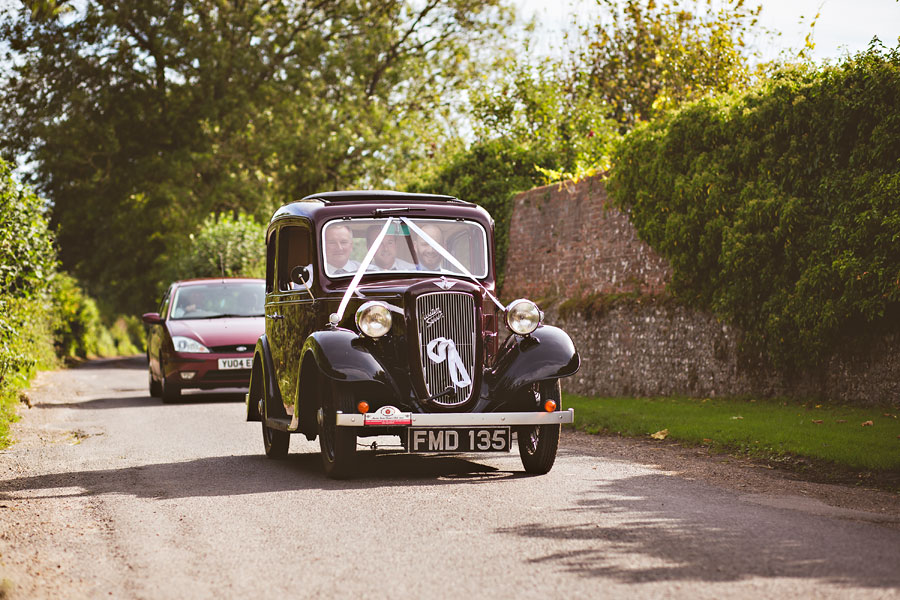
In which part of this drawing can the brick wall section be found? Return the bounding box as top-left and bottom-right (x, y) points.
(503, 176), (670, 301)
(502, 176), (900, 406)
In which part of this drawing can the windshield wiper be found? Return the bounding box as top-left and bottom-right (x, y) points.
(205, 313), (264, 319)
(372, 207), (425, 215)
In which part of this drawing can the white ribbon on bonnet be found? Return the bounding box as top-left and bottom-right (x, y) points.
(426, 337), (472, 388)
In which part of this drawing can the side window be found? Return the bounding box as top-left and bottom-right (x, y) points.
(159, 288), (172, 318)
(266, 229), (277, 294)
(277, 224), (311, 292)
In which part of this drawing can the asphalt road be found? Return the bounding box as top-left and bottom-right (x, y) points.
(1, 357), (899, 599)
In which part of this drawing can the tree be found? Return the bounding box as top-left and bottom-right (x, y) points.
(178, 212), (266, 281)
(469, 58), (620, 179)
(573, 0), (763, 130)
(0, 0), (511, 314)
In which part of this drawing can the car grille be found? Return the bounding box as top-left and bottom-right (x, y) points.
(203, 370), (251, 381)
(209, 345), (254, 354)
(416, 291), (476, 406)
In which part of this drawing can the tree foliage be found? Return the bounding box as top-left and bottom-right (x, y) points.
(178, 212), (266, 281)
(0, 0), (511, 314)
(573, 0), (763, 130)
(469, 59), (620, 179)
(609, 44), (900, 368)
(414, 0), (766, 237)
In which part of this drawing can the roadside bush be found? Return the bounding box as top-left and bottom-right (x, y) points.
(50, 272), (144, 359)
(0, 159), (59, 443)
(0, 159), (143, 446)
(51, 271), (103, 358)
(176, 211), (265, 281)
(609, 44), (900, 369)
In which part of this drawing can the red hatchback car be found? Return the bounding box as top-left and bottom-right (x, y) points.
(143, 278), (265, 402)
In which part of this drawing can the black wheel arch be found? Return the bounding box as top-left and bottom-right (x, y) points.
(247, 335), (284, 422)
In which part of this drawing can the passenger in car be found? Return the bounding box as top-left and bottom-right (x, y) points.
(324, 224), (360, 274)
(172, 289), (200, 318)
(366, 225), (415, 271)
(413, 223), (446, 271)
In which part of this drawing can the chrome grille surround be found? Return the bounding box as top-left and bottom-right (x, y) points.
(416, 291), (476, 406)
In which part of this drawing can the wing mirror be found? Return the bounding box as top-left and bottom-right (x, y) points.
(142, 312), (163, 325)
(290, 264), (314, 287)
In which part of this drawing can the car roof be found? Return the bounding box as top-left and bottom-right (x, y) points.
(269, 190), (491, 227)
(301, 190), (467, 204)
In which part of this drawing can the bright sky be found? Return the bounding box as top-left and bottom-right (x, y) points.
(515, 0), (900, 63)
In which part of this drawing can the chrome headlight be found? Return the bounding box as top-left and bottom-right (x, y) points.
(172, 336), (210, 353)
(356, 301), (393, 338)
(505, 298), (542, 335)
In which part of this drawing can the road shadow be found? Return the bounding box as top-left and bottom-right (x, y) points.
(69, 355), (147, 370)
(495, 471), (900, 589)
(34, 390), (248, 410)
(0, 447), (525, 502)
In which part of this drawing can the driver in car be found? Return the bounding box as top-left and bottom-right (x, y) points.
(325, 224), (360, 275)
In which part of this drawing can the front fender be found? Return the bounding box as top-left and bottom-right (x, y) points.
(487, 325), (581, 397)
(247, 335), (280, 421)
(300, 328), (394, 388)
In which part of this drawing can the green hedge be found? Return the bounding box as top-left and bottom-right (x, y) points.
(0, 160), (59, 443)
(609, 45), (900, 369)
(0, 160), (144, 446)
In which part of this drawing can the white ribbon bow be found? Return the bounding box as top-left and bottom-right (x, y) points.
(426, 337), (472, 388)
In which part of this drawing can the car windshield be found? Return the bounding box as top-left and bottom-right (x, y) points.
(321, 218), (489, 279)
(169, 281), (265, 320)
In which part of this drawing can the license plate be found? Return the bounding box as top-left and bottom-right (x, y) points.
(407, 427), (510, 453)
(218, 357), (252, 370)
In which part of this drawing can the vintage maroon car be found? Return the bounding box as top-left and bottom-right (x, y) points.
(143, 278), (265, 402)
(247, 191), (580, 478)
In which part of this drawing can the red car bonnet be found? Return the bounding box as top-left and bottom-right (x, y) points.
(166, 317), (264, 349)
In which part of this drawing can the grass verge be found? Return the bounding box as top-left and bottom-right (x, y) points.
(563, 394), (900, 488)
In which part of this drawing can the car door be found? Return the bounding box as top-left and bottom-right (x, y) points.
(148, 285), (173, 379)
(270, 220), (317, 414)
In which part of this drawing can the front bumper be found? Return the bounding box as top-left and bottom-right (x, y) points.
(165, 352), (253, 389)
(336, 408), (574, 427)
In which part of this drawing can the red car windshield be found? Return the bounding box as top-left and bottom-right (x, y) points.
(170, 282), (264, 320)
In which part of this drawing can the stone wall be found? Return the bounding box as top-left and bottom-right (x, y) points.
(502, 175), (900, 406)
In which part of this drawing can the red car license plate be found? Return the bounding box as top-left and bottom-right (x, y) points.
(407, 427), (510, 453)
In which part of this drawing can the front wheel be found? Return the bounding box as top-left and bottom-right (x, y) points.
(148, 363), (162, 398)
(159, 356), (181, 404)
(516, 380), (562, 474)
(258, 373), (289, 459)
(318, 381), (357, 479)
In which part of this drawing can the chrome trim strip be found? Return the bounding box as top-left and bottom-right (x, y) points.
(336, 408), (574, 427)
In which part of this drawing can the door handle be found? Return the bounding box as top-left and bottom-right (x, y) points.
(266, 313), (284, 320)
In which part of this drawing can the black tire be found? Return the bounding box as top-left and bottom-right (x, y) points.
(148, 366), (162, 398)
(259, 373), (289, 459)
(159, 356), (181, 404)
(516, 380), (562, 475)
(318, 380), (357, 479)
